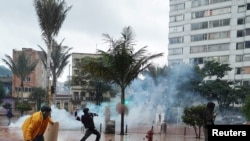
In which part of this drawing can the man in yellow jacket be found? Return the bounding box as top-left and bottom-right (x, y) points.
(22, 105), (54, 141)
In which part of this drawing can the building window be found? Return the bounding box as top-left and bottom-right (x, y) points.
(190, 45), (207, 53)
(191, 22), (208, 30)
(169, 48), (183, 55)
(237, 28), (250, 37)
(237, 30), (244, 37)
(24, 77), (30, 82)
(211, 0), (231, 4)
(192, 10), (209, 19)
(236, 67), (250, 74)
(236, 42), (244, 50)
(169, 37), (183, 44)
(168, 59), (182, 66)
(73, 91), (79, 100)
(236, 54), (250, 62)
(190, 57), (204, 65)
(169, 25), (184, 33)
(247, 3), (250, 10)
(235, 55), (243, 62)
(238, 5), (246, 12)
(211, 7), (231, 15)
(236, 41), (250, 49)
(192, 0), (209, 7)
(238, 18), (245, 25)
(209, 19), (230, 28)
(243, 67), (250, 74)
(207, 56), (229, 63)
(208, 31), (230, 39)
(208, 43), (229, 52)
(236, 68), (242, 74)
(191, 34), (207, 42)
(170, 14), (184, 22)
(170, 3), (185, 11)
(246, 41), (250, 48)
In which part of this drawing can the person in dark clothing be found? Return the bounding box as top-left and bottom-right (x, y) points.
(80, 108), (100, 141)
(6, 108), (13, 126)
(203, 101), (216, 141)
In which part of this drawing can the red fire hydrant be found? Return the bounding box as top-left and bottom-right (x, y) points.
(146, 129), (153, 141)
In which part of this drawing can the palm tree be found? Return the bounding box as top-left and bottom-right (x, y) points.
(2, 51), (39, 103)
(146, 65), (168, 85)
(34, 0), (72, 103)
(38, 39), (72, 104)
(83, 26), (164, 135)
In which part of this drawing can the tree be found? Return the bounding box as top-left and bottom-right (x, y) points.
(73, 56), (117, 105)
(82, 26), (163, 135)
(2, 51), (38, 103)
(34, 0), (72, 104)
(38, 39), (72, 104)
(182, 104), (206, 138)
(145, 65), (168, 85)
(195, 60), (241, 115)
(29, 87), (46, 111)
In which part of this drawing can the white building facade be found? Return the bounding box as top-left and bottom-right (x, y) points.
(168, 0), (250, 85)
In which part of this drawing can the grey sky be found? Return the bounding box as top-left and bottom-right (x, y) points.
(0, 0), (169, 81)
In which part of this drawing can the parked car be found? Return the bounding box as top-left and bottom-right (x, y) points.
(215, 116), (246, 125)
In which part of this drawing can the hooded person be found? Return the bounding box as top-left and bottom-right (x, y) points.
(80, 107), (100, 141)
(22, 105), (54, 141)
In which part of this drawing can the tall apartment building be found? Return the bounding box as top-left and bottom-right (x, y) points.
(168, 0), (250, 85)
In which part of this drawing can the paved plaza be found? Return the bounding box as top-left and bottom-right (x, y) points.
(0, 125), (203, 141)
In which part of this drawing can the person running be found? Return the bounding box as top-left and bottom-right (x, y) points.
(80, 108), (100, 141)
(22, 105), (54, 141)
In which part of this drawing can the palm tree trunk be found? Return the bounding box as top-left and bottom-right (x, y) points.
(46, 40), (52, 104)
(53, 76), (57, 105)
(21, 80), (24, 104)
(120, 86), (125, 135)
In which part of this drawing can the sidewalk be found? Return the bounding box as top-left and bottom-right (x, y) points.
(0, 125), (203, 141)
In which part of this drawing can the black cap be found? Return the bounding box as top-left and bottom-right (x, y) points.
(83, 108), (89, 113)
(41, 105), (51, 112)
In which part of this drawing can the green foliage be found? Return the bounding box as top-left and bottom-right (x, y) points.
(78, 26), (163, 135)
(195, 60), (245, 115)
(16, 103), (32, 115)
(242, 95), (250, 121)
(182, 104), (206, 138)
(2, 51), (39, 103)
(202, 60), (232, 79)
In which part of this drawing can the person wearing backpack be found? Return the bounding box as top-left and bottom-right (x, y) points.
(80, 108), (100, 141)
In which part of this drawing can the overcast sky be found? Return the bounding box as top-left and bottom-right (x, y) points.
(0, 0), (169, 82)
